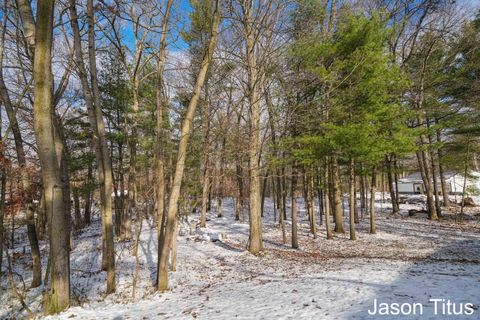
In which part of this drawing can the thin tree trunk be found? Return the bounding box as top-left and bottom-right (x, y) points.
(427, 131), (442, 218)
(436, 128), (450, 207)
(316, 175), (324, 226)
(460, 136), (471, 222)
(26, 204), (42, 287)
(235, 164), (243, 221)
(200, 78), (212, 227)
(132, 209), (143, 300)
(171, 218), (178, 271)
(261, 170), (269, 218)
(73, 187), (82, 228)
(0, 138), (6, 277)
(417, 147), (438, 220)
(242, 0), (263, 254)
(360, 166), (366, 220)
(84, 163), (93, 226)
(291, 168), (299, 249)
(87, 0), (116, 292)
(332, 157), (344, 233)
(349, 158), (357, 240)
(200, 137), (210, 228)
(386, 155), (399, 215)
(353, 169), (359, 223)
(324, 160), (333, 239)
(156, 0), (173, 251)
(217, 137), (226, 218)
(393, 156), (400, 208)
(306, 170), (316, 238)
(157, 2), (220, 290)
(370, 166), (377, 234)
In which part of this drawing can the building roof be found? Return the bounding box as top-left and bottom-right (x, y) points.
(399, 171), (480, 184)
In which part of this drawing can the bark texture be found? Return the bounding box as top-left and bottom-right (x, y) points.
(33, 0), (70, 312)
(157, 0), (220, 290)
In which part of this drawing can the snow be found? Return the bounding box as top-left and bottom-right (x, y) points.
(1, 194), (480, 319)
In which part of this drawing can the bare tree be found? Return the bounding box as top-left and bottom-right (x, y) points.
(33, 0), (70, 312)
(157, 0), (221, 291)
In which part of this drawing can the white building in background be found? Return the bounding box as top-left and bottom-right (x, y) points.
(397, 171), (480, 195)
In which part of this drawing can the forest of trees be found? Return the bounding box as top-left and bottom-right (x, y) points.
(0, 0), (479, 315)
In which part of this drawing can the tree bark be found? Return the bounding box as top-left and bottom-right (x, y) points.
(0, 138), (6, 277)
(235, 163), (243, 221)
(242, 0), (263, 254)
(370, 166), (377, 234)
(349, 158), (357, 240)
(332, 156), (345, 233)
(87, 0), (116, 292)
(291, 168), (299, 249)
(33, 0), (70, 312)
(84, 163), (93, 226)
(156, 0), (173, 249)
(157, 1), (220, 290)
(417, 148), (438, 220)
(359, 166), (366, 220)
(306, 170), (316, 238)
(200, 92), (211, 227)
(323, 160), (333, 239)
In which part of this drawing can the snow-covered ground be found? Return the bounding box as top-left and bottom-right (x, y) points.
(1, 194), (479, 319)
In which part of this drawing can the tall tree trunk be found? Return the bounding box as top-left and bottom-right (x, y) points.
(242, 0), (263, 254)
(33, 0), (70, 312)
(73, 187), (82, 228)
(305, 170), (316, 238)
(156, 0), (173, 244)
(235, 163), (243, 221)
(200, 90), (211, 227)
(86, 0), (115, 292)
(393, 156), (400, 207)
(157, 1), (220, 290)
(69, 0), (115, 292)
(359, 166), (366, 220)
(126, 62), (141, 241)
(370, 166), (376, 234)
(386, 155), (399, 215)
(331, 156), (345, 233)
(316, 175), (324, 226)
(324, 160), (333, 239)
(261, 171), (269, 218)
(427, 127), (442, 218)
(217, 136), (227, 218)
(417, 147), (438, 220)
(429, 147), (442, 218)
(353, 169), (359, 223)
(265, 87), (285, 241)
(349, 158), (357, 240)
(460, 136), (471, 222)
(84, 163), (93, 226)
(291, 168), (299, 249)
(0, 135), (6, 277)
